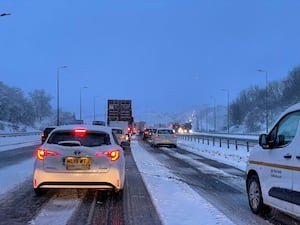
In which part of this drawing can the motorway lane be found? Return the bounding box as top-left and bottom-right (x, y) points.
(0, 145), (162, 225)
(0, 144), (40, 169)
(138, 137), (300, 225)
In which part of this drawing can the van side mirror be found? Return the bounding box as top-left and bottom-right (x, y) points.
(259, 134), (269, 149)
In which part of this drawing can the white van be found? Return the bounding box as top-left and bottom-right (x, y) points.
(246, 103), (300, 218)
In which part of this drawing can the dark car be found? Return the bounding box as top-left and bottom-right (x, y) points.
(143, 128), (153, 140)
(41, 126), (56, 143)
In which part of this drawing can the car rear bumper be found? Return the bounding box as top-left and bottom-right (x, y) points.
(153, 139), (177, 146)
(33, 168), (124, 191)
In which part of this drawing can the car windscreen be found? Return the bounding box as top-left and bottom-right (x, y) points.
(47, 131), (111, 147)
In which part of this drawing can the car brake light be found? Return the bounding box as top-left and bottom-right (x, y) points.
(120, 134), (125, 140)
(95, 150), (120, 161)
(173, 134), (177, 138)
(36, 148), (61, 160)
(154, 134), (159, 138)
(73, 128), (87, 136)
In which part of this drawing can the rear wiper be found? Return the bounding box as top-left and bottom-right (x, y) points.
(58, 141), (81, 147)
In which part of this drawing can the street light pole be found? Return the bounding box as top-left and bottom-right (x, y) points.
(93, 96), (100, 121)
(210, 96), (216, 131)
(221, 89), (230, 134)
(257, 69), (269, 133)
(80, 86), (88, 120)
(56, 66), (68, 126)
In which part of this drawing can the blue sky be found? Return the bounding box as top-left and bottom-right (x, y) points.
(1, 0), (300, 122)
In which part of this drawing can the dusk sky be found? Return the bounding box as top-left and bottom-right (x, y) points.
(1, 1), (300, 122)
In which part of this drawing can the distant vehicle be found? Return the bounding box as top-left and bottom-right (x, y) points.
(173, 122), (192, 133)
(246, 103), (300, 218)
(151, 128), (177, 148)
(143, 128), (152, 140)
(92, 120), (105, 126)
(107, 99), (133, 127)
(111, 127), (130, 149)
(109, 121), (132, 143)
(33, 125), (125, 195)
(41, 126), (56, 143)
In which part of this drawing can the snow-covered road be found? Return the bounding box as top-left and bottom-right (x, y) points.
(0, 134), (250, 225)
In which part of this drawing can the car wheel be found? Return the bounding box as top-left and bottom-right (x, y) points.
(34, 188), (47, 195)
(113, 189), (123, 201)
(246, 174), (270, 215)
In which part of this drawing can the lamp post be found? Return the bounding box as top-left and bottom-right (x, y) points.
(56, 66), (68, 126)
(93, 96), (100, 121)
(210, 96), (216, 132)
(257, 69), (269, 133)
(80, 86), (88, 120)
(221, 89), (230, 134)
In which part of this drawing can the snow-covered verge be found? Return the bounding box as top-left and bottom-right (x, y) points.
(0, 134), (41, 152)
(131, 140), (235, 225)
(0, 134), (248, 224)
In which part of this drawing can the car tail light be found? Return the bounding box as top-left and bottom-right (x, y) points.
(36, 148), (61, 160)
(173, 134), (177, 138)
(73, 128), (87, 136)
(154, 134), (159, 138)
(95, 150), (120, 161)
(120, 134), (125, 140)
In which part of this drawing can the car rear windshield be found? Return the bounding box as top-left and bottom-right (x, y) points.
(112, 129), (123, 134)
(158, 129), (174, 134)
(47, 131), (111, 147)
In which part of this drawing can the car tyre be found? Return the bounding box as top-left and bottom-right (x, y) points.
(246, 174), (270, 215)
(114, 189), (123, 201)
(34, 188), (47, 195)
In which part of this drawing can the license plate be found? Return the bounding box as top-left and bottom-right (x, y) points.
(162, 139), (171, 143)
(65, 157), (92, 170)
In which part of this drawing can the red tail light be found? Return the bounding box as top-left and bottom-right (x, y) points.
(73, 128), (87, 136)
(36, 148), (61, 160)
(95, 150), (120, 161)
(154, 134), (159, 138)
(173, 134), (177, 138)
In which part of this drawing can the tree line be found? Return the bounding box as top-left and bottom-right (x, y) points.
(0, 82), (75, 130)
(230, 65), (300, 132)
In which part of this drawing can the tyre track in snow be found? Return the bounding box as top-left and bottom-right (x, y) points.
(0, 145), (162, 225)
(140, 139), (300, 225)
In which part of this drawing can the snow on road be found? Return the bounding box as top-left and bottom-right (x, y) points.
(0, 134), (249, 224)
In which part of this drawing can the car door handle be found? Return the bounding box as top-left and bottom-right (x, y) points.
(284, 154), (292, 159)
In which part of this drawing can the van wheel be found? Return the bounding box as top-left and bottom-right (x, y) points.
(246, 174), (270, 215)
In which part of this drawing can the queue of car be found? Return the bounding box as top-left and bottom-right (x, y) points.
(38, 103), (300, 220)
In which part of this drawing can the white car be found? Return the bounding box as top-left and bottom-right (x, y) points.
(111, 127), (130, 148)
(151, 128), (177, 148)
(246, 103), (300, 218)
(33, 125), (125, 195)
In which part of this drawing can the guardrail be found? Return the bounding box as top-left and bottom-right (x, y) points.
(0, 132), (41, 137)
(177, 133), (259, 152)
